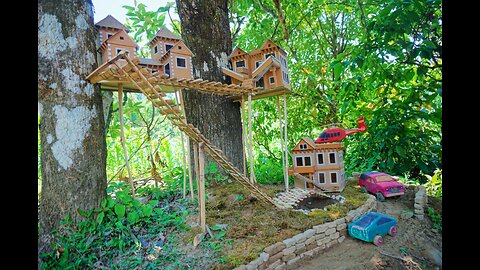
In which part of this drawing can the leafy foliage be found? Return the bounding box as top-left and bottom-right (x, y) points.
(229, 0), (442, 183)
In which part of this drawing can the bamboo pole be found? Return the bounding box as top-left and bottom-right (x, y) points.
(198, 142), (206, 232)
(248, 93), (256, 183)
(240, 94), (247, 176)
(177, 89), (195, 200)
(175, 90), (187, 199)
(283, 94), (289, 190)
(193, 142), (200, 205)
(118, 84), (135, 197)
(276, 96), (286, 188)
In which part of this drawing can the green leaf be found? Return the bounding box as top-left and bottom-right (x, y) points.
(142, 204), (153, 217)
(97, 212), (105, 225)
(101, 198), (107, 208)
(395, 145), (407, 158)
(127, 212), (139, 224)
(114, 204), (126, 218)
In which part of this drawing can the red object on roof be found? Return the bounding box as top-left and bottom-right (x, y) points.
(314, 116), (367, 144)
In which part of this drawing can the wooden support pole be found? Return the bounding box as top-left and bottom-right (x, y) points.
(193, 142), (200, 205)
(247, 93), (256, 183)
(198, 142), (206, 232)
(175, 90), (187, 199)
(177, 89), (195, 200)
(283, 94), (289, 190)
(118, 84), (135, 197)
(276, 96), (286, 188)
(240, 94), (247, 176)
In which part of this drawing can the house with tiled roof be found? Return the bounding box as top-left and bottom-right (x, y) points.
(288, 138), (346, 192)
(94, 15), (193, 80)
(95, 15), (138, 63)
(222, 39), (291, 90)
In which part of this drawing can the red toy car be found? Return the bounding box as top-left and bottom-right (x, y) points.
(359, 172), (405, 201)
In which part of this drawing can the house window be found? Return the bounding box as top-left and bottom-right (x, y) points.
(318, 172), (326, 184)
(120, 36), (124, 40)
(269, 76), (275, 84)
(317, 153), (324, 165)
(329, 153), (336, 164)
(256, 77), (264, 88)
(304, 156), (312, 166)
(107, 33), (113, 38)
(255, 61), (262, 68)
(280, 55), (288, 69)
(299, 144), (308, 150)
(116, 49), (129, 56)
(296, 157), (303, 167)
(265, 53), (275, 59)
(236, 60), (245, 68)
(154, 46), (158, 54)
(176, 57), (187, 68)
(331, 172), (338, 184)
(295, 156), (311, 167)
(165, 44), (174, 51)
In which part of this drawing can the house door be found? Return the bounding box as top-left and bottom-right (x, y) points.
(165, 63), (171, 77)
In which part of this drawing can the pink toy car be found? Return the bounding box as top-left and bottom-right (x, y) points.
(359, 172), (405, 201)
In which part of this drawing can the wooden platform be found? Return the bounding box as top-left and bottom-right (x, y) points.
(86, 53), (291, 101)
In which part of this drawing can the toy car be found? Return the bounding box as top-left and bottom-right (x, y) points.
(348, 212), (397, 246)
(359, 171), (405, 201)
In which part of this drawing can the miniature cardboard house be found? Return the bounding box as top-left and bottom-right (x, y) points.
(222, 39), (291, 90)
(95, 16), (193, 81)
(288, 138), (346, 192)
(141, 27), (193, 80)
(95, 15), (139, 63)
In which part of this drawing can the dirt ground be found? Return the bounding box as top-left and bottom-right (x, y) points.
(296, 186), (442, 270)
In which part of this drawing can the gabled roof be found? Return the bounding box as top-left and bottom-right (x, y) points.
(95, 15), (129, 32)
(294, 137), (315, 150)
(259, 39), (287, 56)
(228, 46), (247, 59)
(168, 40), (193, 56)
(98, 29), (138, 51)
(154, 26), (181, 40)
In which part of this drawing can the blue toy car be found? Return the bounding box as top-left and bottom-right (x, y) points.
(347, 212), (397, 246)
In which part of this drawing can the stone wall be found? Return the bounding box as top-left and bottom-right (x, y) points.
(414, 186), (427, 220)
(234, 194), (377, 270)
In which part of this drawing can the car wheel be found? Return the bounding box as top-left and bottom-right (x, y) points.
(373, 235), (384, 246)
(376, 192), (385, 202)
(360, 186), (368, 193)
(389, 226), (397, 237)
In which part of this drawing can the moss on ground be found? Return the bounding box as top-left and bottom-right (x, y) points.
(203, 179), (368, 269)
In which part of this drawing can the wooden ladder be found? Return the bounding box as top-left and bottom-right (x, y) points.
(114, 56), (281, 208)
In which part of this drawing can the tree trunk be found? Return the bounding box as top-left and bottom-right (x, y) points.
(38, 0), (106, 257)
(175, 0), (245, 171)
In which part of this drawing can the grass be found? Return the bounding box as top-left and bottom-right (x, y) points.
(204, 179), (368, 269)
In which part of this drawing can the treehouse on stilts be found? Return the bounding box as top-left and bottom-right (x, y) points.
(89, 16), (295, 231)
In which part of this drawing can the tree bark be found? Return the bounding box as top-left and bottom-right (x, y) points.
(175, 0), (245, 171)
(38, 0), (106, 257)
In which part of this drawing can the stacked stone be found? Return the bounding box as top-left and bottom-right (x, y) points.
(234, 194), (377, 270)
(414, 186), (427, 220)
(273, 188), (316, 209)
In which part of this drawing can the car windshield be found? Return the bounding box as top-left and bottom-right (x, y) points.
(355, 213), (377, 227)
(375, 175), (394, 182)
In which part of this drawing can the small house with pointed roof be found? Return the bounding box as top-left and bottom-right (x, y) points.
(95, 15), (138, 63)
(289, 138), (346, 192)
(146, 27), (193, 80)
(222, 39), (291, 91)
